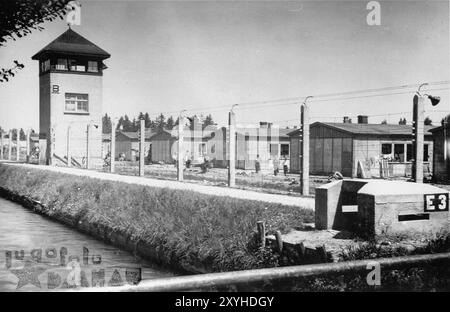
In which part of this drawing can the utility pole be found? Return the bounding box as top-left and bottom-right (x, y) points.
(67, 125), (71, 167)
(48, 127), (54, 166)
(412, 94), (424, 183)
(26, 129), (30, 163)
(110, 119), (116, 173)
(0, 130), (3, 160)
(300, 96), (312, 196)
(8, 130), (12, 161)
(444, 117), (448, 169)
(228, 105), (238, 187)
(139, 119), (145, 177)
(16, 130), (20, 161)
(177, 110), (186, 182)
(86, 124), (91, 169)
(412, 83), (440, 183)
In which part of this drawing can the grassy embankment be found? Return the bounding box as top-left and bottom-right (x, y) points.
(1, 164), (449, 290)
(0, 164), (313, 273)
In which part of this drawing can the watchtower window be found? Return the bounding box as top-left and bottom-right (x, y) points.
(65, 93), (89, 113)
(56, 58), (68, 70)
(88, 61), (98, 72)
(69, 59), (86, 72)
(41, 59), (50, 73)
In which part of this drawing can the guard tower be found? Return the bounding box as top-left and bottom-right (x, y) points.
(32, 28), (110, 168)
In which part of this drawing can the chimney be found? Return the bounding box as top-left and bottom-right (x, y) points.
(343, 116), (350, 124)
(357, 115), (368, 124)
(259, 122), (272, 129)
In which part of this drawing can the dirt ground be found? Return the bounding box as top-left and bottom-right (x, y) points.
(101, 161), (450, 197)
(104, 162), (330, 196)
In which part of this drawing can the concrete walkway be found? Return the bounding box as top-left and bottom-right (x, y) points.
(2, 162), (314, 209)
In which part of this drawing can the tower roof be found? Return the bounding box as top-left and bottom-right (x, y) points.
(31, 28), (111, 60)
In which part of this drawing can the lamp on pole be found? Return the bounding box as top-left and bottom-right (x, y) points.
(300, 96), (313, 196)
(412, 83), (440, 183)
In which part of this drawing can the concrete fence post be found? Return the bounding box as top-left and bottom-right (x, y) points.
(110, 121), (116, 173)
(300, 104), (310, 195)
(275, 231), (283, 253)
(177, 115), (184, 182)
(26, 129), (30, 163)
(48, 127), (54, 166)
(412, 94), (424, 183)
(66, 125), (71, 167)
(8, 130), (12, 161)
(139, 119), (145, 177)
(86, 124), (91, 169)
(16, 130), (20, 162)
(0, 130), (4, 160)
(228, 111), (236, 187)
(257, 221), (266, 248)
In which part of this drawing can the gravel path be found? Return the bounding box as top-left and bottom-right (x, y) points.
(3, 163), (314, 209)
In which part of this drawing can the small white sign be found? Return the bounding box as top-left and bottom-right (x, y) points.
(424, 193), (449, 212)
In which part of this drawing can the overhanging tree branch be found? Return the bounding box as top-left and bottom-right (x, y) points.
(0, 0), (71, 82)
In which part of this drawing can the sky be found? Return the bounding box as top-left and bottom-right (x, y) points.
(0, 0), (449, 131)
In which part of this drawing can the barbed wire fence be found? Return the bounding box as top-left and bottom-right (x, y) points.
(1, 81), (449, 194)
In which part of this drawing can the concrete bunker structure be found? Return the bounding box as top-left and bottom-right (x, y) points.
(315, 179), (449, 238)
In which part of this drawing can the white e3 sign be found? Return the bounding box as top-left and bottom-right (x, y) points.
(424, 193), (449, 212)
(366, 1), (381, 26)
(66, 1), (81, 26)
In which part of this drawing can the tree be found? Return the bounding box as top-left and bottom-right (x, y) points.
(166, 116), (175, 130)
(202, 114), (216, 129)
(187, 115), (202, 130)
(11, 129), (18, 141)
(117, 116), (124, 131)
(19, 128), (26, 141)
(398, 118), (407, 125)
(0, 0), (71, 82)
(121, 115), (133, 131)
(381, 119), (387, 125)
(0, 61), (25, 82)
(155, 114), (166, 131)
(424, 117), (433, 126)
(144, 113), (152, 128)
(102, 114), (112, 134)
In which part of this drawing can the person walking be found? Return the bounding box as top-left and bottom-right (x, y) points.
(185, 151), (191, 168)
(283, 156), (289, 176)
(273, 156), (279, 176)
(255, 154), (261, 173)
